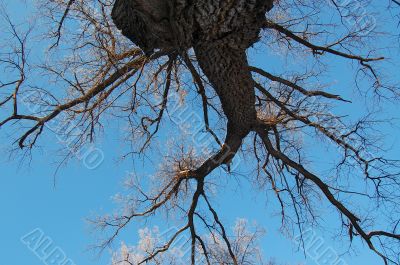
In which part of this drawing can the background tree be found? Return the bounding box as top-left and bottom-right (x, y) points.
(1, 0), (400, 264)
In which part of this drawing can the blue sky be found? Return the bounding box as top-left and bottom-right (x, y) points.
(1, 1), (399, 265)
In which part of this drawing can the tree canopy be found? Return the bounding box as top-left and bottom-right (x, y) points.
(1, 0), (400, 264)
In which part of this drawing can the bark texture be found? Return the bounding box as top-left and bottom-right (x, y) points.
(112, 0), (274, 164)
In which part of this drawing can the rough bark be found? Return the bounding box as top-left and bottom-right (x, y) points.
(112, 0), (274, 165)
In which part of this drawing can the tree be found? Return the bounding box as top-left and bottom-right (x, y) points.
(111, 219), (267, 265)
(1, 0), (400, 264)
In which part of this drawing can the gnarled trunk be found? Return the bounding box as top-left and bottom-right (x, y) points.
(112, 0), (274, 166)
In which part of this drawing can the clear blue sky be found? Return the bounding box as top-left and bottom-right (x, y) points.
(1, 1), (399, 265)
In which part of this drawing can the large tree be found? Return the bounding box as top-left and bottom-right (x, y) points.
(1, 0), (400, 264)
